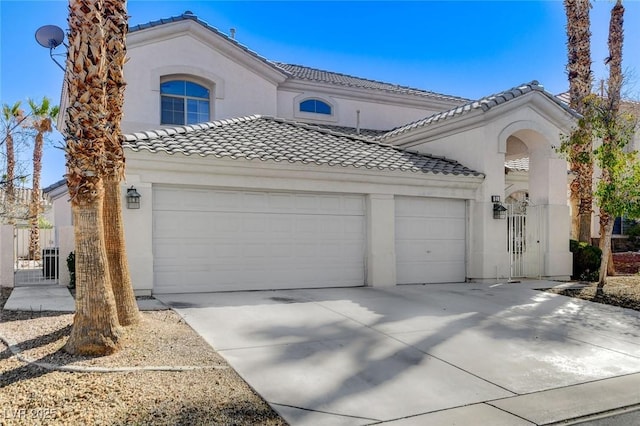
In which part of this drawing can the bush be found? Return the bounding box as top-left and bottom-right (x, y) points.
(570, 240), (601, 282)
(66, 251), (76, 289)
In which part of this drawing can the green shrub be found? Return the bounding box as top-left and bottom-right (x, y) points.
(66, 251), (76, 289)
(569, 240), (601, 282)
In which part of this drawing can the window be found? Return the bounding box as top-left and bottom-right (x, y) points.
(299, 99), (332, 115)
(161, 80), (210, 125)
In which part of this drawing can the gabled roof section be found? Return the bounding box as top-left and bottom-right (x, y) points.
(128, 12), (468, 103)
(129, 11), (287, 77)
(123, 116), (483, 177)
(274, 63), (468, 103)
(378, 81), (579, 141)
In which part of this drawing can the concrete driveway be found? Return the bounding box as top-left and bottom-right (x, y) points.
(156, 281), (640, 425)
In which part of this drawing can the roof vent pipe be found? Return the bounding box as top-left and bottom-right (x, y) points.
(230, 28), (236, 39)
(356, 110), (360, 135)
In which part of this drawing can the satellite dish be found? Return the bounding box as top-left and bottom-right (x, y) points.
(35, 25), (64, 49)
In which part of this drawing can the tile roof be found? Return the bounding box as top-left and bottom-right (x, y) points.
(129, 11), (286, 76)
(378, 81), (579, 141)
(274, 63), (468, 102)
(297, 123), (388, 138)
(128, 11), (467, 103)
(123, 116), (483, 177)
(505, 158), (529, 172)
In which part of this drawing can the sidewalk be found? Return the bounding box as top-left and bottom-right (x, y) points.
(3, 285), (167, 311)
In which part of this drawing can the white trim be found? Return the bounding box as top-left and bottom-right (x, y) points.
(158, 75), (214, 125)
(152, 66), (224, 99)
(293, 92), (338, 123)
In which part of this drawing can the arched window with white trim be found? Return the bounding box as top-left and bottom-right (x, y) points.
(299, 98), (332, 115)
(160, 79), (210, 125)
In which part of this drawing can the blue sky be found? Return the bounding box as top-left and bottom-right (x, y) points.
(1, 0), (639, 187)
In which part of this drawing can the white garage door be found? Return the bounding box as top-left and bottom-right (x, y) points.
(153, 187), (366, 293)
(395, 196), (466, 284)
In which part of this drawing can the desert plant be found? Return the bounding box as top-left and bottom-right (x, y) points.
(570, 239), (602, 281)
(66, 251), (76, 289)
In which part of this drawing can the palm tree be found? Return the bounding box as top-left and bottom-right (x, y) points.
(564, 0), (594, 243)
(598, 0), (625, 288)
(64, 0), (122, 355)
(26, 97), (59, 260)
(102, 0), (140, 326)
(1, 101), (24, 223)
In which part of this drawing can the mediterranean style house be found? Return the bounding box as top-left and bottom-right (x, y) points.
(52, 11), (577, 294)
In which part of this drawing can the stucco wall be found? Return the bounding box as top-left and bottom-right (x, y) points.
(125, 151), (483, 293)
(123, 26), (279, 133)
(394, 100), (573, 281)
(277, 89), (453, 131)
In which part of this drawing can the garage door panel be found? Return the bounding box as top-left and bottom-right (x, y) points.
(153, 187), (365, 293)
(396, 196), (466, 284)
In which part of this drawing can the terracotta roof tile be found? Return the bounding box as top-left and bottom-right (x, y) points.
(123, 116), (483, 177)
(274, 63), (468, 102)
(379, 81), (579, 141)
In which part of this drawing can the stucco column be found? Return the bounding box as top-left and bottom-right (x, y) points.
(365, 194), (396, 287)
(0, 225), (14, 288)
(467, 200), (510, 281)
(122, 177), (154, 295)
(529, 151), (572, 279)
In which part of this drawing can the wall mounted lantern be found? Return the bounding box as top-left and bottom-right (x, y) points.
(126, 186), (141, 209)
(492, 195), (507, 219)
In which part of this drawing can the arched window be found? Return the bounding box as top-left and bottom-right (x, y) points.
(299, 99), (332, 115)
(161, 80), (210, 125)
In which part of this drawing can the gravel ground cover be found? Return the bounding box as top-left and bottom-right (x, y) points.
(543, 253), (640, 312)
(0, 289), (286, 426)
(546, 275), (640, 311)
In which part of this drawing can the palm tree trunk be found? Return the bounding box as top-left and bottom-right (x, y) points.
(28, 133), (43, 260)
(63, 0), (122, 355)
(65, 188), (121, 355)
(565, 0), (593, 243)
(102, 0), (140, 325)
(5, 132), (16, 224)
(103, 178), (140, 324)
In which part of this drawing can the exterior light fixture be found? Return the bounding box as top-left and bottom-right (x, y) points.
(492, 195), (507, 219)
(35, 25), (67, 71)
(126, 186), (141, 209)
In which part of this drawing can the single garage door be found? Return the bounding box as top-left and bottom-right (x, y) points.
(395, 196), (466, 284)
(153, 186), (366, 293)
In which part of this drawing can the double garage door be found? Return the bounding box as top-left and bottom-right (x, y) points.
(153, 187), (366, 293)
(153, 187), (466, 293)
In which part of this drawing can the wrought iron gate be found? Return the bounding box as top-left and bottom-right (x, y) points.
(14, 226), (59, 286)
(507, 203), (527, 279)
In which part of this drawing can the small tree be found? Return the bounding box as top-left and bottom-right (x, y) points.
(594, 0), (628, 290)
(590, 95), (640, 290)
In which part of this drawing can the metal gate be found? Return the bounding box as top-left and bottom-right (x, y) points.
(507, 203), (527, 279)
(14, 226), (59, 286)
